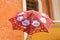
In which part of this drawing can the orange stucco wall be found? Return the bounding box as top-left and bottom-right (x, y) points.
(0, 0), (23, 40)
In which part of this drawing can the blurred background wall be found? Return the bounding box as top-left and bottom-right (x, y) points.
(0, 0), (23, 40)
(52, 0), (60, 21)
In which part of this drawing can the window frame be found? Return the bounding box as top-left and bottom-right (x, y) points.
(22, 0), (42, 12)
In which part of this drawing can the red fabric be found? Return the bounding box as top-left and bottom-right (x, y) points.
(9, 10), (54, 35)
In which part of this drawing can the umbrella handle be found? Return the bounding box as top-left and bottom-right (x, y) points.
(26, 35), (32, 40)
(24, 32), (32, 40)
(24, 32), (28, 40)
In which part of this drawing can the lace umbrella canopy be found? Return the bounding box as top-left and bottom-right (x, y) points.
(9, 10), (54, 40)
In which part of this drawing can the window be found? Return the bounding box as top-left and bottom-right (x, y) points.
(26, 0), (38, 11)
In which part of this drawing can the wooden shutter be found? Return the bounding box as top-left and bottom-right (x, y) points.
(41, 0), (54, 20)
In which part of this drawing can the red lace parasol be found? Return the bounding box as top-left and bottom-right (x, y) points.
(9, 10), (54, 35)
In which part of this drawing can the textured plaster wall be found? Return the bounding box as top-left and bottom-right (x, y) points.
(0, 0), (23, 40)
